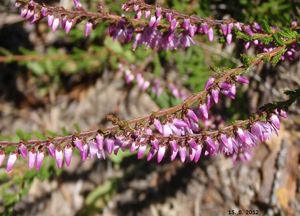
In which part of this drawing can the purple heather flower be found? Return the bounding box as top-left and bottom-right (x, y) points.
(145, 10), (151, 19)
(65, 20), (73, 34)
(221, 24), (228, 35)
(244, 42), (251, 50)
(173, 118), (189, 128)
(205, 77), (215, 90)
(235, 22), (242, 31)
(182, 19), (191, 31)
(244, 25), (254, 36)
(236, 128), (246, 143)
(135, 10), (142, 19)
(150, 138), (159, 150)
(205, 136), (217, 155)
(96, 149), (106, 160)
(189, 25), (197, 37)
(137, 145), (147, 159)
(189, 148), (196, 161)
(28, 149), (36, 169)
(206, 93), (213, 109)
(47, 14), (54, 27)
(199, 104), (209, 120)
(0, 150), (5, 167)
(80, 144), (89, 161)
(201, 22), (209, 34)
(219, 82), (232, 90)
(20, 8), (28, 17)
(187, 109), (199, 123)
(96, 134), (104, 150)
(51, 18), (60, 32)
(47, 142), (56, 157)
(162, 124), (173, 137)
(36, 151), (44, 171)
(19, 143), (28, 158)
(179, 146), (187, 163)
(64, 145), (73, 167)
(55, 148), (64, 168)
(74, 138), (84, 152)
(188, 138), (198, 149)
(157, 145), (166, 163)
(278, 109), (287, 118)
(155, 7), (162, 18)
(149, 16), (157, 28)
(73, 0), (82, 9)
(251, 122), (271, 142)
(85, 22), (93, 37)
(6, 152), (17, 172)
(219, 134), (233, 154)
(154, 119), (163, 134)
(193, 145), (202, 162)
(169, 139), (178, 152)
(170, 18), (178, 31)
(226, 34), (233, 44)
(147, 147), (157, 161)
(89, 140), (98, 159)
(170, 148), (178, 161)
(236, 75), (249, 84)
(105, 138), (115, 154)
(211, 89), (220, 104)
(25, 9), (34, 20)
(227, 23), (234, 34)
(41, 7), (47, 17)
(207, 27), (214, 42)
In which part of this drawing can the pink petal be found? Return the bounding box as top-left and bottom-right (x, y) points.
(6, 152), (17, 172)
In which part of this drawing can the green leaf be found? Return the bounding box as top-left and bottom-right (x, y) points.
(104, 37), (123, 54)
(27, 62), (45, 76)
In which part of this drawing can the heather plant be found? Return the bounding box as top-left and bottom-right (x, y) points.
(0, 0), (299, 214)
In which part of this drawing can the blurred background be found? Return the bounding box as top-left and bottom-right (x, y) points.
(0, 0), (300, 215)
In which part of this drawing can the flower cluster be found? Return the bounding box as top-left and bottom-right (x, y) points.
(15, 0), (299, 60)
(119, 64), (188, 100)
(0, 105), (286, 172)
(1, 0), (294, 174)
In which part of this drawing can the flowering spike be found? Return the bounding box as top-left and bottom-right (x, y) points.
(36, 151), (44, 171)
(6, 152), (17, 172)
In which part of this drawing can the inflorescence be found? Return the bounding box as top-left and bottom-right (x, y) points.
(16, 0), (300, 59)
(0, 0), (297, 172)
